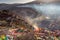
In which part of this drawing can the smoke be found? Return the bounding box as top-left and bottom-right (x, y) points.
(15, 3), (60, 30)
(24, 4), (60, 30)
(25, 16), (39, 30)
(24, 14), (48, 30)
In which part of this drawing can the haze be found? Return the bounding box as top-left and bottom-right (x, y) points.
(0, 0), (35, 4)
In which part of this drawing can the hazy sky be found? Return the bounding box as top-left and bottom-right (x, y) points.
(0, 0), (59, 4)
(0, 0), (35, 3)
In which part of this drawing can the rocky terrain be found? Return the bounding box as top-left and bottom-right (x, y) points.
(0, 1), (60, 31)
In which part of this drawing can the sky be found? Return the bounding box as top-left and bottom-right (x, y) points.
(0, 0), (35, 4)
(0, 0), (60, 4)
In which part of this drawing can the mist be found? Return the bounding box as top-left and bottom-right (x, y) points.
(21, 3), (60, 30)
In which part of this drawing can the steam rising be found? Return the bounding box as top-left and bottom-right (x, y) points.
(15, 3), (60, 30)
(22, 4), (60, 30)
(25, 16), (39, 30)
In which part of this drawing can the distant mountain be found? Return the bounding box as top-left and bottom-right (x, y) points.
(0, 1), (39, 10)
